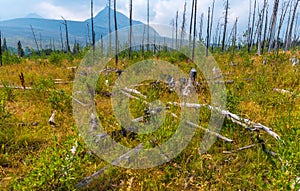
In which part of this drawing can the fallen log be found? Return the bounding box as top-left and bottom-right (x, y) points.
(76, 144), (143, 189)
(170, 113), (233, 143)
(0, 85), (33, 90)
(168, 102), (282, 141)
(223, 144), (257, 154)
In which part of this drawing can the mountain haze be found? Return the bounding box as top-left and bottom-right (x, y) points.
(0, 6), (157, 49)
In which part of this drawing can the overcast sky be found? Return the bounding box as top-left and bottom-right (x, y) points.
(0, 0), (276, 39)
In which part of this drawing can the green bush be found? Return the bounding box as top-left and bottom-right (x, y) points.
(48, 52), (66, 66)
(47, 89), (72, 113)
(32, 78), (55, 98)
(12, 136), (94, 190)
(2, 51), (21, 65)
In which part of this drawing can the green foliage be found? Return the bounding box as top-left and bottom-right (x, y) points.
(47, 89), (71, 113)
(48, 51), (66, 66)
(226, 89), (241, 113)
(2, 51), (21, 65)
(0, 96), (11, 126)
(0, 47), (299, 190)
(32, 78), (55, 98)
(1, 81), (14, 102)
(12, 136), (94, 191)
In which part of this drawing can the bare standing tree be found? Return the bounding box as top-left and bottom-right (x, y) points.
(274, 0), (291, 51)
(175, 11), (179, 49)
(209, 0), (215, 48)
(39, 33), (43, 51)
(222, 0), (229, 52)
(147, 0), (150, 50)
(192, 0), (198, 61)
(199, 13), (204, 42)
(91, 0), (95, 50)
(108, 0), (112, 52)
(86, 23), (91, 46)
(249, 0), (257, 51)
(61, 17), (71, 53)
(60, 26), (64, 50)
(189, 0), (195, 55)
(129, 0), (133, 59)
(114, 0), (118, 65)
(232, 18), (238, 57)
(247, 0), (252, 52)
(0, 31), (2, 66)
(213, 18), (221, 51)
(180, 1), (187, 48)
(257, 0), (267, 55)
(206, 7), (211, 56)
(30, 25), (40, 54)
(268, 0), (280, 53)
(284, 2), (292, 50)
(262, 4), (269, 54)
(285, 0), (299, 51)
(171, 19), (175, 49)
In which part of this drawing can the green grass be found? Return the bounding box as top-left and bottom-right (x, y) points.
(0, 49), (299, 190)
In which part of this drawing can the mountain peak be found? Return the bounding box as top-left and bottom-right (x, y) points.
(25, 13), (43, 19)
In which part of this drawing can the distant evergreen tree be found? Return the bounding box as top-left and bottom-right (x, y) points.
(3, 38), (8, 51)
(17, 41), (24, 58)
(72, 41), (80, 54)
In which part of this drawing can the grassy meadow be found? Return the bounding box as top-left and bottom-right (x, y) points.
(0, 48), (299, 190)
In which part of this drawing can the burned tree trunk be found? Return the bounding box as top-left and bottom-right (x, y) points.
(250, 0), (257, 52)
(199, 13), (204, 42)
(108, 0), (112, 53)
(275, 0), (291, 51)
(180, 1), (187, 49)
(114, 0), (119, 65)
(262, 4), (269, 54)
(213, 18), (221, 50)
(189, 0), (195, 55)
(232, 18), (238, 58)
(175, 11), (179, 49)
(30, 25), (40, 54)
(192, 0), (198, 61)
(284, 3), (292, 51)
(129, 0), (133, 59)
(268, 0), (280, 53)
(222, 0), (229, 52)
(147, 0), (150, 50)
(61, 17), (71, 53)
(247, 0), (252, 52)
(39, 33), (43, 51)
(0, 31), (2, 66)
(285, 0), (299, 51)
(91, 0), (95, 50)
(257, 0), (267, 55)
(60, 26), (64, 50)
(209, 0), (215, 49)
(206, 7), (211, 57)
(171, 19), (175, 49)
